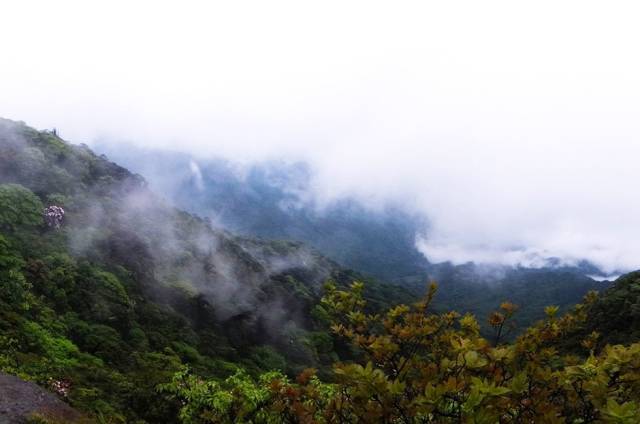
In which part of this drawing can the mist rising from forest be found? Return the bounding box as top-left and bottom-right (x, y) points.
(2, 1), (640, 273)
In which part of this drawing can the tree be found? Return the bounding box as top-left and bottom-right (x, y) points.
(0, 235), (31, 310)
(165, 282), (640, 423)
(0, 183), (43, 231)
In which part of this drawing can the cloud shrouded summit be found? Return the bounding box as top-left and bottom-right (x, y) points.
(1, 1), (639, 272)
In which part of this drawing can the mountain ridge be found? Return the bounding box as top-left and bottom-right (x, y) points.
(0, 117), (414, 421)
(93, 141), (608, 330)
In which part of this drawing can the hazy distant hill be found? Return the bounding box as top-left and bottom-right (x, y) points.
(93, 144), (431, 282)
(94, 143), (608, 331)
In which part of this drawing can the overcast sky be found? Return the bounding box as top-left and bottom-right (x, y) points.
(2, 1), (640, 272)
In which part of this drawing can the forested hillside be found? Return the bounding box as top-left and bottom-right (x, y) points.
(2, 118), (639, 423)
(91, 144), (431, 282)
(0, 118), (412, 422)
(96, 144), (607, 332)
(561, 271), (640, 350)
(161, 282), (640, 423)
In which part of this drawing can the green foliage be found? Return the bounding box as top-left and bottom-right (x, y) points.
(1, 119), (383, 422)
(563, 271), (640, 349)
(0, 235), (32, 309)
(75, 267), (133, 327)
(19, 320), (80, 380)
(45, 193), (71, 207)
(168, 283), (640, 423)
(160, 368), (285, 424)
(3, 118), (640, 423)
(0, 183), (43, 231)
(246, 346), (287, 373)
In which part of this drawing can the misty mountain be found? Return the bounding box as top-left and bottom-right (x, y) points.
(0, 118), (414, 421)
(92, 143), (431, 282)
(95, 143), (608, 328)
(1, 118), (633, 423)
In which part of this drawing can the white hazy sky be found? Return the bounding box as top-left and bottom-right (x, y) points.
(2, 1), (640, 272)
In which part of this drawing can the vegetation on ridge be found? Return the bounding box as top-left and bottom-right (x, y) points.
(163, 282), (640, 423)
(97, 144), (606, 331)
(1, 118), (639, 423)
(0, 118), (411, 422)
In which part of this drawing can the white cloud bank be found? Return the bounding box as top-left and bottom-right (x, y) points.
(1, 1), (640, 272)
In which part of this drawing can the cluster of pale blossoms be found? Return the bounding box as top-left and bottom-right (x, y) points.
(43, 205), (64, 229)
(49, 378), (71, 397)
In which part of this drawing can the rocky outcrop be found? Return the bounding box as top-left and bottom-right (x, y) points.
(0, 373), (87, 423)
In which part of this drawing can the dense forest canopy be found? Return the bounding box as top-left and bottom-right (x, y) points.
(1, 118), (640, 423)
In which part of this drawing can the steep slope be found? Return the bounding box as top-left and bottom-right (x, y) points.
(561, 271), (640, 350)
(0, 118), (413, 422)
(94, 143), (609, 329)
(91, 144), (431, 281)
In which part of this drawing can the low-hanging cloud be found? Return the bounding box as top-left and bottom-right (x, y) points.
(1, 1), (640, 273)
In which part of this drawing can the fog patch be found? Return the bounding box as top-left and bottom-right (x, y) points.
(3, 2), (640, 271)
(189, 160), (205, 192)
(586, 274), (622, 282)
